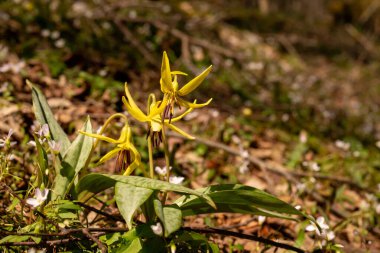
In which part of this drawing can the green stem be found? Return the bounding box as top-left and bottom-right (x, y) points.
(161, 125), (171, 204)
(148, 136), (154, 179)
(161, 126), (170, 182)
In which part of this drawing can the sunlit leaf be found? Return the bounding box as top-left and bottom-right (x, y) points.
(29, 81), (70, 154)
(52, 118), (93, 200)
(115, 182), (154, 229)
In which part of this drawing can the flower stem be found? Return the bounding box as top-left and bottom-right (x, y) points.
(148, 136), (154, 179)
(161, 125), (171, 204)
(161, 127), (170, 182)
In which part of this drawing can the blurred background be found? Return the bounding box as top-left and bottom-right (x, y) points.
(0, 1), (380, 251)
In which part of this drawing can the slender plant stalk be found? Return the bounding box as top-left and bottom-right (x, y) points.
(161, 125), (171, 204)
(161, 126), (171, 182)
(147, 137), (154, 178)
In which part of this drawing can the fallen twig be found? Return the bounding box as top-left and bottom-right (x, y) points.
(184, 226), (306, 253)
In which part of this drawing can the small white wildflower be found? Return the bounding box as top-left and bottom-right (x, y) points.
(296, 183), (306, 192)
(26, 188), (49, 208)
(150, 222), (163, 236)
(295, 205), (302, 210)
(41, 29), (50, 37)
(0, 82), (8, 92)
(7, 154), (15, 161)
(48, 140), (61, 154)
(258, 215), (266, 225)
(326, 231), (335, 241)
(50, 31), (60, 40)
(299, 130), (308, 143)
(210, 109), (220, 118)
(310, 162), (320, 172)
(240, 150), (249, 159)
(28, 140), (36, 147)
(169, 176), (184, 185)
(335, 140), (350, 151)
(27, 248), (36, 253)
(305, 216), (329, 236)
(238, 160), (249, 174)
(99, 69), (107, 77)
(54, 39), (65, 48)
(247, 61), (264, 71)
(0, 129), (17, 148)
(36, 124), (50, 138)
(155, 166), (171, 176)
(375, 204), (380, 215)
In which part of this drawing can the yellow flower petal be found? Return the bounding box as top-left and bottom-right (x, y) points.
(122, 96), (149, 122)
(166, 123), (195, 140)
(160, 51), (174, 93)
(178, 65), (212, 96)
(177, 97), (212, 109)
(123, 145), (142, 176)
(167, 107), (193, 123)
(171, 71), (187, 76)
(98, 148), (121, 164)
(79, 130), (120, 144)
(149, 96), (169, 117)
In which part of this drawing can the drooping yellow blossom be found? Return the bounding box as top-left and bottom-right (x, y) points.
(160, 51), (213, 120)
(122, 83), (195, 147)
(79, 123), (141, 175)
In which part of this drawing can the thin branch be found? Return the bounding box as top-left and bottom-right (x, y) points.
(184, 226), (306, 253)
(76, 202), (124, 222)
(82, 228), (107, 253)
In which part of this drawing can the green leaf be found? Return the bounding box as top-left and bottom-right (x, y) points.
(116, 238), (142, 253)
(175, 184), (304, 219)
(162, 205), (182, 237)
(76, 174), (215, 208)
(153, 201), (182, 237)
(0, 235), (30, 244)
(29, 80), (70, 154)
(31, 236), (42, 244)
(34, 137), (48, 187)
(52, 118), (93, 200)
(115, 182), (154, 229)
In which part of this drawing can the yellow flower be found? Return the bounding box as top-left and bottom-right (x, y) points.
(160, 51), (213, 120)
(122, 83), (195, 147)
(79, 123), (141, 175)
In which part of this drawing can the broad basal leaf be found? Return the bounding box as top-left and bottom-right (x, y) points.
(29, 80), (70, 154)
(115, 182), (154, 229)
(52, 118), (93, 200)
(175, 184), (304, 219)
(76, 174), (215, 209)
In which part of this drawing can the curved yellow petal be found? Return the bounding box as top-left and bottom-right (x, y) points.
(178, 65), (212, 96)
(149, 95), (169, 117)
(171, 71), (187, 76)
(123, 145), (141, 176)
(166, 123), (195, 140)
(122, 96), (149, 122)
(166, 107), (194, 123)
(160, 51), (174, 93)
(98, 148), (121, 164)
(124, 83), (148, 116)
(79, 131), (120, 144)
(177, 97), (212, 109)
